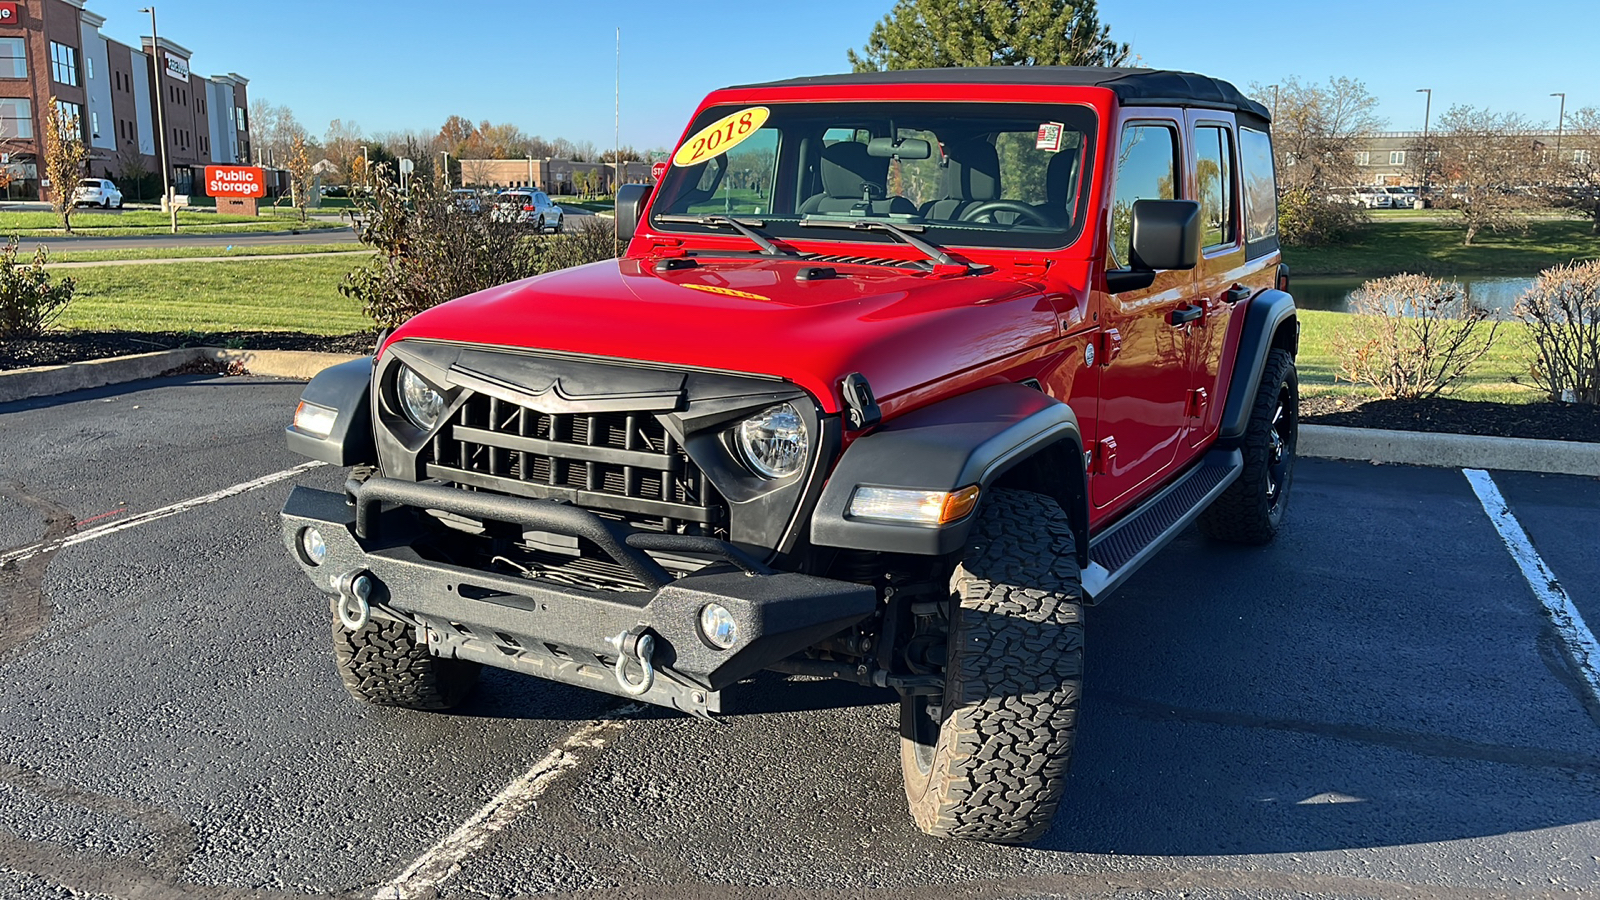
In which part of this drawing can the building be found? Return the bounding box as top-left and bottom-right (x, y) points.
(0, 0), (250, 201)
(456, 157), (654, 194)
(1347, 130), (1582, 187)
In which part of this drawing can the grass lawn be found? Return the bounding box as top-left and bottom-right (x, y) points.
(1286, 217), (1600, 277)
(43, 245), (368, 264)
(58, 256), (368, 335)
(1297, 309), (1541, 405)
(0, 208), (343, 236)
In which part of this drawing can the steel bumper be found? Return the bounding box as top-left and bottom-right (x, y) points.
(280, 479), (876, 716)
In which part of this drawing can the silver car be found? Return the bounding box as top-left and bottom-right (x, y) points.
(492, 190), (563, 232)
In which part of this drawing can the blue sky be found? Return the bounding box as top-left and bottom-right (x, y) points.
(107, 0), (1589, 149)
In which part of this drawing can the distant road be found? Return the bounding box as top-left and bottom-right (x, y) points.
(23, 228), (360, 252)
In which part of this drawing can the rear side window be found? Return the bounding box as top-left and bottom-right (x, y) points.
(1239, 127), (1278, 251)
(1194, 125), (1235, 250)
(1109, 123), (1178, 269)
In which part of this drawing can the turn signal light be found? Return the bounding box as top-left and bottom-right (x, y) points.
(293, 401), (337, 439)
(847, 485), (981, 526)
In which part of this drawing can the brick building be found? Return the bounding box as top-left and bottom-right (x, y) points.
(457, 157), (654, 194)
(0, 0), (250, 200)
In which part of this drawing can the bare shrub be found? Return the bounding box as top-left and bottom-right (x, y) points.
(341, 168), (616, 329)
(0, 237), (76, 338)
(1331, 274), (1500, 399)
(1515, 261), (1600, 404)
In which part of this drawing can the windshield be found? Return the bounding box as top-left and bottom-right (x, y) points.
(651, 101), (1097, 251)
(79, 179), (100, 188)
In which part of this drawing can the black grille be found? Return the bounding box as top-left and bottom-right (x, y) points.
(801, 253), (924, 269)
(424, 394), (726, 534)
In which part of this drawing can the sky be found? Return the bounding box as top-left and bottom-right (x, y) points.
(102, 0), (1593, 151)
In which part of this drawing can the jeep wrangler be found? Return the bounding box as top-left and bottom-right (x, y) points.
(281, 67), (1297, 844)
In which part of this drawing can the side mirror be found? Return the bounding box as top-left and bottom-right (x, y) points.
(1107, 199), (1201, 293)
(615, 183), (653, 242)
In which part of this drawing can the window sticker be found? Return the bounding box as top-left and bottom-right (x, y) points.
(679, 283), (769, 301)
(671, 106), (771, 168)
(1036, 122), (1065, 152)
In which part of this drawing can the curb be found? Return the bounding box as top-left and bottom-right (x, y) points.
(0, 348), (362, 404)
(1300, 425), (1600, 477)
(2, 357), (1595, 477)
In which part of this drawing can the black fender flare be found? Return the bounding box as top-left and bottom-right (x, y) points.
(1218, 289), (1298, 443)
(284, 356), (376, 466)
(810, 383), (1089, 564)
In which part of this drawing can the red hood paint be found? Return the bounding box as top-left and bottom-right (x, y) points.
(383, 256), (1077, 414)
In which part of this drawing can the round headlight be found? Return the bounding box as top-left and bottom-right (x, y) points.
(736, 403), (807, 479)
(396, 365), (445, 431)
(700, 603), (738, 650)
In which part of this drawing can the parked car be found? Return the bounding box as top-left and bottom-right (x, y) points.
(283, 66), (1298, 845)
(449, 188), (482, 214)
(71, 178), (123, 209)
(491, 189), (563, 232)
(1384, 186), (1418, 208)
(1352, 186), (1392, 209)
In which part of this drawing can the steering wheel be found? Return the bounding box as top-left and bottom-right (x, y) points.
(958, 199), (1056, 227)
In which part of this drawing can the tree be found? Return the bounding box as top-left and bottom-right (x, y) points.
(287, 130), (314, 224)
(848, 0), (1129, 71)
(1433, 105), (1543, 245)
(114, 144), (151, 201)
(324, 118), (364, 185)
(1255, 77), (1384, 246)
(43, 98), (88, 233)
(250, 98), (310, 169)
(1548, 107), (1600, 233)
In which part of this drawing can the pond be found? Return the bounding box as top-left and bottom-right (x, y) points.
(1293, 274), (1537, 316)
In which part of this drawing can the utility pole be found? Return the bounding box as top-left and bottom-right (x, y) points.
(1417, 88), (1433, 200)
(362, 144), (370, 188)
(526, 153), (533, 189)
(441, 151), (449, 189)
(1268, 83), (1279, 120)
(1552, 92), (1567, 157)
(139, 6), (176, 233)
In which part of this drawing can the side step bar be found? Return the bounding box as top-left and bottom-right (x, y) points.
(1081, 448), (1243, 604)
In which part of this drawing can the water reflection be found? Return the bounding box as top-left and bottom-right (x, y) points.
(1294, 274), (1536, 315)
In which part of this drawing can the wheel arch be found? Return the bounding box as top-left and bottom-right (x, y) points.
(810, 383), (1090, 566)
(1218, 289), (1298, 444)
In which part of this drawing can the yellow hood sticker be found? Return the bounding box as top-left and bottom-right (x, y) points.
(679, 283), (770, 302)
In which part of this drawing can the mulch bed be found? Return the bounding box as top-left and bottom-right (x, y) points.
(1302, 395), (1600, 443)
(4, 330), (1597, 444)
(1, 330), (379, 372)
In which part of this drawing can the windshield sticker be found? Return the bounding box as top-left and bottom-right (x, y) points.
(671, 106), (771, 168)
(1036, 122), (1065, 152)
(679, 283), (770, 301)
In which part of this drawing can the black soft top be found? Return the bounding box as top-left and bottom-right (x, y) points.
(730, 67), (1270, 123)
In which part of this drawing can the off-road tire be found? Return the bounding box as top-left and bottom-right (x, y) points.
(331, 616), (480, 710)
(1200, 348), (1298, 544)
(900, 488), (1084, 844)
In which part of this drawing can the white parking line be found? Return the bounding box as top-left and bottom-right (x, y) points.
(372, 711), (636, 900)
(1464, 468), (1600, 707)
(0, 461), (326, 568)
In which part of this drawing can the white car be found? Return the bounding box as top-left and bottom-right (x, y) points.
(450, 189), (483, 214)
(72, 178), (124, 209)
(1352, 186), (1392, 209)
(491, 190), (563, 232)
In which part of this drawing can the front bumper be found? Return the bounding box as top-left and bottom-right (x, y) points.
(281, 477), (876, 716)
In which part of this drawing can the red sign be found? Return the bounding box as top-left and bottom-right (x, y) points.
(0, 4), (20, 25)
(204, 166), (266, 198)
(650, 161), (667, 183)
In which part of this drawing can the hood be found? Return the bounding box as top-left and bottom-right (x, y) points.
(385, 256), (1067, 414)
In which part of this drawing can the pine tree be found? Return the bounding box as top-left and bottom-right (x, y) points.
(847, 0), (1131, 72)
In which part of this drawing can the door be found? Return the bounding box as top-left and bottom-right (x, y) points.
(1091, 115), (1194, 512)
(1185, 114), (1245, 449)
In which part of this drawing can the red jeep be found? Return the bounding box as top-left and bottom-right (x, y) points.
(282, 67), (1298, 844)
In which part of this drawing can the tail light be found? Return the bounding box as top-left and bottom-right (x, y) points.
(1276, 263), (1291, 293)
(522, 205), (537, 211)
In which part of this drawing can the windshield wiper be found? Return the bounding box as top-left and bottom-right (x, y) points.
(798, 218), (972, 272)
(653, 214), (794, 257)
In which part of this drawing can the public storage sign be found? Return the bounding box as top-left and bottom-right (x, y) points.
(0, 3), (19, 23)
(205, 166), (266, 198)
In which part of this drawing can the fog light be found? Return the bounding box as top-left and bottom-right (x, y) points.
(300, 526), (328, 566)
(699, 603), (737, 650)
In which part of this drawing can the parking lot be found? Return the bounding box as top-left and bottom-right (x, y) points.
(1, 374), (1597, 900)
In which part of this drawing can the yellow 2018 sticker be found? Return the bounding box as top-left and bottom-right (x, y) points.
(671, 106), (770, 168)
(680, 283), (769, 301)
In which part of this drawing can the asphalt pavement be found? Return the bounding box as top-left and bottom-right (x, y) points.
(0, 375), (1596, 900)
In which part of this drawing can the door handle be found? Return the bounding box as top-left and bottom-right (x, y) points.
(1169, 305), (1204, 326)
(1224, 285), (1252, 304)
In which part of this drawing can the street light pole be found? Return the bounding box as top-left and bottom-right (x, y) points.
(1552, 92), (1567, 157)
(526, 153), (533, 190)
(441, 151), (449, 189)
(1268, 83), (1279, 120)
(1417, 88), (1433, 200)
(139, 6), (175, 233)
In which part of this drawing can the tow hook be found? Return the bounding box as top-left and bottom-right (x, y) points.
(334, 569), (374, 631)
(607, 626), (656, 696)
